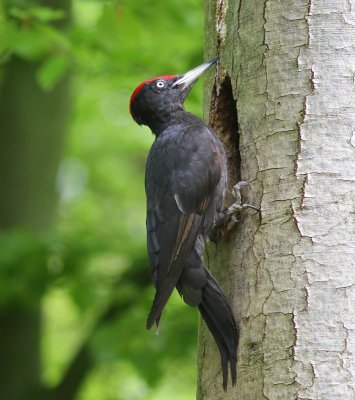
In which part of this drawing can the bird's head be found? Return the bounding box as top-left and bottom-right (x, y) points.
(129, 57), (219, 132)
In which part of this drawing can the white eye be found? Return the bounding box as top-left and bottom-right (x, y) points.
(156, 80), (165, 88)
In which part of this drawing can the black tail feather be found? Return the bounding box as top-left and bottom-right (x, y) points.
(198, 270), (238, 390)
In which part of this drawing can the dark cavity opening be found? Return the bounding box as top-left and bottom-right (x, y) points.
(208, 76), (241, 202)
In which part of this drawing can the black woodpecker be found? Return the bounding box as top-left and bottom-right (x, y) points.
(129, 57), (238, 390)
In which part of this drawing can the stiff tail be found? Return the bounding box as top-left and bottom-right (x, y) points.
(198, 269), (238, 391)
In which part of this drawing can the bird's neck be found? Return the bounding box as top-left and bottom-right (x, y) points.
(149, 109), (201, 136)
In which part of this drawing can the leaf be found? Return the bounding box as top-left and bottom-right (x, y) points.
(9, 6), (65, 23)
(0, 20), (71, 62)
(11, 28), (51, 60)
(37, 54), (70, 91)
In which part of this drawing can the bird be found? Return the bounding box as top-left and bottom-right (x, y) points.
(129, 57), (238, 390)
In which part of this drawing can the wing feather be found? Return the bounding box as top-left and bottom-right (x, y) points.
(145, 123), (225, 328)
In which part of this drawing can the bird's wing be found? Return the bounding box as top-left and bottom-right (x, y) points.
(145, 125), (223, 328)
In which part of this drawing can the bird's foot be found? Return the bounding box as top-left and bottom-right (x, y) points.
(209, 181), (259, 242)
(226, 181), (260, 221)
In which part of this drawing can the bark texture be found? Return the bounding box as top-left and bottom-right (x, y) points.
(198, 0), (355, 399)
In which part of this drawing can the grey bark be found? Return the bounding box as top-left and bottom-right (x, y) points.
(198, 0), (355, 399)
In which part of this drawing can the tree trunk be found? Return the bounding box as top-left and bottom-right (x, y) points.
(0, 1), (71, 397)
(198, 0), (355, 399)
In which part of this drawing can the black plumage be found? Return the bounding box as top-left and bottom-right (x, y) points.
(130, 58), (238, 389)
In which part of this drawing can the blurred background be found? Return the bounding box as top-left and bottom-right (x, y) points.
(0, 0), (206, 399)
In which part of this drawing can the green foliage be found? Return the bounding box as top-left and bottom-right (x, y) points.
(36, 53), (70, 90)
(9, 5), (65, 22)
(0, 4), (71, 89)
(0, 229), (50, 308)
(0, 0), (206, 398)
